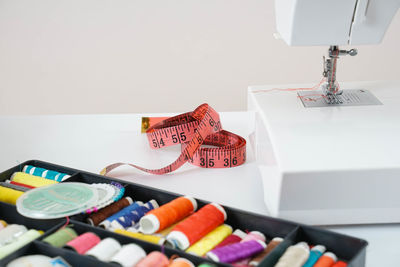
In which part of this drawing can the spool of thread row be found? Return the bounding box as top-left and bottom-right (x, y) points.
(0, 229), (42, 260)
(88, 197), (133, 226)
(168, 258), (195, 267)
(0, 220), (7, 231)
(65, 232), (101, 254)
(85, 237), (122, 262)
(114, 229), (167, 246)
(0, 186), (24, 205)
(11, 172), (58, 188)
(140, 196), (197, 235)
(214, 229), (247, 249)
(110, 243), (146, 267)
(303, 245), (326, 267)
(314, 252), (337, 267)
(167, 203), (226, 250)
(186, 224), (232, 256)
(136, 251), (169, 267)
(111, 200), (159, 229)
(249, 237), (284, 266)
(274, 242), (310, 267)
(207, 240), (266, 263)
(42, 227), (78, 248)
(23, 165), (71, 182)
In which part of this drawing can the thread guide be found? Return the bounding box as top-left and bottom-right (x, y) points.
(0, 160), (367, 266)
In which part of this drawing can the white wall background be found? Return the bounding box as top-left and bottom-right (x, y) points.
(0, 0), (399, 115)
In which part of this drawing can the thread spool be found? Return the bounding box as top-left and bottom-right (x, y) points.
(85, 237), (122, 261)
(6, 255), (53, 267)
(274, 242), (310, 267)
(23, 165), (71, 182)
(140, 196), (197, 234)
(197, 263), (218, 267)
(0, 225), (28, 246)
(332, 261), (347, 267)
(0, 220), (7, 231)
(0, 186), (24, 205)
(0, 182), (30, 192)
(111, 200), (159, 229)
(110, 243), (146, 267)
(87, 197), (133, 226)
(167, 203), (226, 250)
(11, 172), (58, 187)
(42, 227), (78, 248)
(241, 231), (266, 243)
(114, 229), (166, 246)
(168, 258), (195, 267)
(0, 229), (42, 260)
(303, 245), (326, 267)
(207, 240), (266, 263)
(186, 224), (232, 256)
(99, 201), (143, 229)
(136, 251), (169, 267)
(9, 181), (35, 189)
(314, 252), (337, 267)
(214, 229), (246, 249)
(65, 232), (101, 254)
(249, 237), (283, 266)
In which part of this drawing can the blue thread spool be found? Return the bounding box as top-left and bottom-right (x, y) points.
(112, 200), (159, 229)
(23, 165), (70, 182)
(303, 245), (326, 267)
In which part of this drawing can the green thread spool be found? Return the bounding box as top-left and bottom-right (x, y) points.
(198, 263), (218, 267)
(43, 227), (78, 248)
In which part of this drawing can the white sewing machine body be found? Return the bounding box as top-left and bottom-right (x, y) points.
(248, 81), (400, 225)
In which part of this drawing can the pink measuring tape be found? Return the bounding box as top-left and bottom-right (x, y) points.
(101, 103), (246, 176)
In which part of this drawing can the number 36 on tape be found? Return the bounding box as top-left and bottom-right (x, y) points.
(101, 103), (246, 176)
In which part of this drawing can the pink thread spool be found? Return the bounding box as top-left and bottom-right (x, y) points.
(65, 232), (101, 254)
(136, 251), (169, 267)
(241, 231), (266, 243)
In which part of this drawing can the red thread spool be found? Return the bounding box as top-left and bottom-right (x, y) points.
(332, 261), (347, 267)
(136, 251), (169, 267)
(140, 196), (197, 234)
(167, 203), (226, 250)
(314, 252), (337, 267)
(65, 232), (101, 254)
(9, 181), (35, 189)
(214, 229), (246, 249)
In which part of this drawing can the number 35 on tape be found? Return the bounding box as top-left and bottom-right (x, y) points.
(101, 103), (246, 176)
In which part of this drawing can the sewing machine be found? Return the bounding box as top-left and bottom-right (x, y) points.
(248, 0), (400, 224)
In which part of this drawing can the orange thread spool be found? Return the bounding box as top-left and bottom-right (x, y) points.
(136, 251), (169, 267)
(168, 258), (195, 267)
(167, 203), (226, 250)
(314, 252), (337, 267)
(140, 196), (197, 234)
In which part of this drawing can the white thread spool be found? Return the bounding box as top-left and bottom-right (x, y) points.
(110, 244), (146, 267)
(6, 255), (53, 267)
(275, 242), (310, 267)
(85, 237), (121, 262)
(0, 225), (28, 246)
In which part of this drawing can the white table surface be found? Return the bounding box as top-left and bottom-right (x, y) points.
(0, 111), (398, 267)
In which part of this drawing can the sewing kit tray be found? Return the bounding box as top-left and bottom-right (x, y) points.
(0, 160), (367, 267)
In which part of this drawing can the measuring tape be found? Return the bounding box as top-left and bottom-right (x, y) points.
(100, 103), (246, 176)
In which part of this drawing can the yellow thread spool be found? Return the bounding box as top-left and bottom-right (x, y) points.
(11, 172), (58, 187)
(114, 229), (165, 245)
(186, 224), (232, 256)
(0, 186), (24, 205)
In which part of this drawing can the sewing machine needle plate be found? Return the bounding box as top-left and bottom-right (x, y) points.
(298, 89), (382, 108)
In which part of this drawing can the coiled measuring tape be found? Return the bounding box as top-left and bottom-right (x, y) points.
(101, 103), (246, 176)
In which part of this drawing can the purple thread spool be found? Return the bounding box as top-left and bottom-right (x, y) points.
(207, 240), (266, 263)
